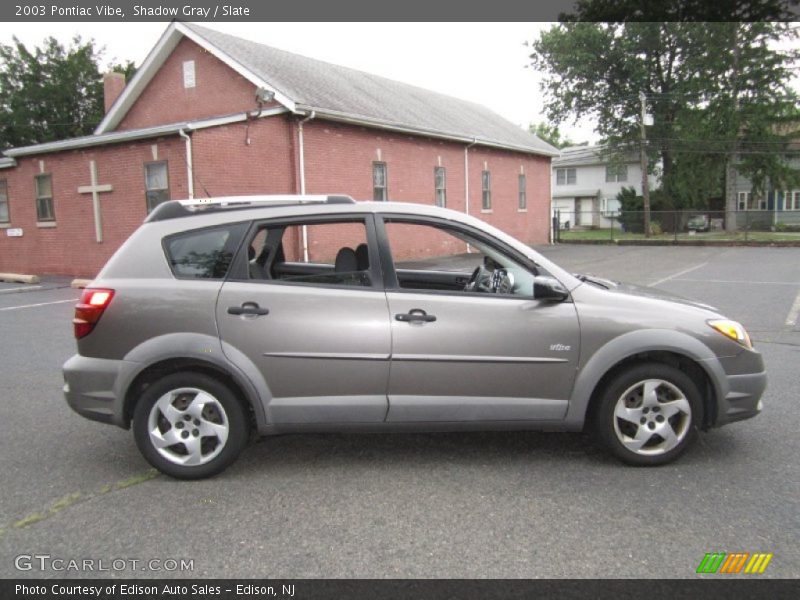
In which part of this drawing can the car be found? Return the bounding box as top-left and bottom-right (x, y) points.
(687, 214), (710, 233)
(63, 195), (766, 478)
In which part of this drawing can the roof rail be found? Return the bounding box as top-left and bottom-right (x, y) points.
(145, 194), (356, 222)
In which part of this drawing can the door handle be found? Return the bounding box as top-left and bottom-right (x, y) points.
(227, 302), (270, 316)
(395, 308), (436, 323)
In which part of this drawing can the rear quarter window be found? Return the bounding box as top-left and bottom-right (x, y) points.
(164, 224), (246, 279)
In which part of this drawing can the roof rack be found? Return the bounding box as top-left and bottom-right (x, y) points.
(145, 194), (356, 222)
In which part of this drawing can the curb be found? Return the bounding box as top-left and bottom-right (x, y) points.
(0, 273), (40, 284)
(70, 279), (92, 289)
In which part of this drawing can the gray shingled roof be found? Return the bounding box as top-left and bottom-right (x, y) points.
(183, 23), (557, 156)
(554, 144), (638, 167)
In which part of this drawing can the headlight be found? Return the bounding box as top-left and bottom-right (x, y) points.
(708, 319), (752, 349)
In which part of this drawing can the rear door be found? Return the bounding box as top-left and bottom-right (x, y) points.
(216, 215), (392, 425)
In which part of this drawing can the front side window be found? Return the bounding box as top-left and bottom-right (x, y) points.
(556, 168), (576, 185)
(35, 174), (54, 221)
(0, 179), (9, 222)
(518, 174), (527, 210)
(165, 224), (244, 279)
(481, 170), (491, 210)
(373, 162), (387, 201)
(434, 166), (446, 208)
(145, 161), (170, 212)
(383, 219), (536, 297)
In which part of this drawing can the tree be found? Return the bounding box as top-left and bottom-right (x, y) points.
(530, 15), (800, 210)
(529, 121), (576, 149)
(0, 36), (134, 150)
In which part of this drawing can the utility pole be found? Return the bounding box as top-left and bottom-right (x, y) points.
(639, 91), (651, 238)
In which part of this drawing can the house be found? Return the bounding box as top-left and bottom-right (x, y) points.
(727, 147), (800, 230)
(0, 22), (557, 277)
(550, 145), (657, 229)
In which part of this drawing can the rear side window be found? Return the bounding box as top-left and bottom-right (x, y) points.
(165, 224), (245, 279)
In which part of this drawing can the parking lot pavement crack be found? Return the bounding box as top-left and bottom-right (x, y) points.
(1, 469), (160, 537)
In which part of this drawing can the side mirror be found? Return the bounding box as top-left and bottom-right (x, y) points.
(533, 276), (569, 302)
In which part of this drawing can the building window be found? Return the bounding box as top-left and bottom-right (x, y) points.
(434, 166), (446, 208)
(481, 170), (491, 210)
(145, 161), (170, 212)
(556, 168), (576, 185)
(35, 174), (54, 221)
(605, 164), (628, 182)
(0, 180), (8, 223)
(785, 190), (800, 211)
(183, 60), (196, 89)
(737, 191), (765, 211)
(373, 162), (387, 201)
(518, 174), (527, 210)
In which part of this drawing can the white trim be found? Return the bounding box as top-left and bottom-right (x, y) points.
(95, 22), (297, 135)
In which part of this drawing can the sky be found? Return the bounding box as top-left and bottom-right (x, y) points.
(0, 21), (601, 144)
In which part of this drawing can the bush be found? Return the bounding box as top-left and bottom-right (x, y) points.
(616, 187), (670, 234)
(775, 222), (800, 233)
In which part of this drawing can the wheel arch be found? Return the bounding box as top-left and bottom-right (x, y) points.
(118, 333), (270, 431)
(567, 329), (727, 430)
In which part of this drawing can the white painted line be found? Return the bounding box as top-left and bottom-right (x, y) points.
(675, 278), (800, 286)
(786, 290), (800, 327)
(0, 299), (76, 311)
(0, 285), (43, 293)
(648, 262), (708, 287)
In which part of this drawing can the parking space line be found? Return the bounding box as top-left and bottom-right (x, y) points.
(0, 299), (76, 311)
(786, 290), (800, 327)
(674, 278), (800, 286)
(648, 262), (708, 287)
(0, 285), (43, 293)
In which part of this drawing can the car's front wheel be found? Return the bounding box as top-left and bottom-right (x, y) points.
(595, 363), (703, 466)
(132, 372), (248, 479)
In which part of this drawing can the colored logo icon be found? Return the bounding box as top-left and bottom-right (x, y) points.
(696, 552), (773, 574)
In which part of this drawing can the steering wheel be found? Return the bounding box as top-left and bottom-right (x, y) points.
(465, 264), (515, 294)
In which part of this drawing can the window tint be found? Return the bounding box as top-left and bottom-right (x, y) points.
(165, 226), (239, 279)
(267, 220), (372, 287)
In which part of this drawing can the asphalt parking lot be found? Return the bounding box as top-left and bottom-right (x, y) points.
(0, 245), (798, 579)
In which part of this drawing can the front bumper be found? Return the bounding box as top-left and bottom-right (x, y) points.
(715, 370), (767, 426)
(62, 354), (138, 428)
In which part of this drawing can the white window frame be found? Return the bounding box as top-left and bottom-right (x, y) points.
(785, 190), (800, 211)
(556, 168), (576, 186)
(434, 166), (446, 208)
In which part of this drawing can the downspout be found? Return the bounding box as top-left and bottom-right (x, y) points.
(179, 128), (194, 199)
(298, 111), (316, 262)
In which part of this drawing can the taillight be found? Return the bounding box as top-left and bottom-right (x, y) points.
(73, 288), (115, 339)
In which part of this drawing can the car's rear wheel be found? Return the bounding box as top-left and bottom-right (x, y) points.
(132, 372), (248, 479)
(595, 363), (703, 466)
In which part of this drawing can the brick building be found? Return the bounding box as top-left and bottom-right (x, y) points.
(0, 22), (557, 277)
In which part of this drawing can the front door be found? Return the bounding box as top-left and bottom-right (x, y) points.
(378, 217), (580, 423)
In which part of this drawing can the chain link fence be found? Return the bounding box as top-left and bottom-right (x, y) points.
(551, 209), (800, 243)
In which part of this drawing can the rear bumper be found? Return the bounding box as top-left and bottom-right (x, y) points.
(62, 354), (138, 428)
(715, 370), (767, 427)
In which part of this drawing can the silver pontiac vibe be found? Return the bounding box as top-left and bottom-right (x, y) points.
(63, 196), (766, 478)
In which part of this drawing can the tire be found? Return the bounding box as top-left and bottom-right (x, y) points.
(594, 362), (703, 466)
(132, 371), (249, 479)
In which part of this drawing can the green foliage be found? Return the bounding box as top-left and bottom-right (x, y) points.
(529, 122), (575, 149)
(0, 36), (135, 150)
(530, 13), (800, 208)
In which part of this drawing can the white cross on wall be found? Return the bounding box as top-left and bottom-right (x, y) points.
(77, 160), (113, 243)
